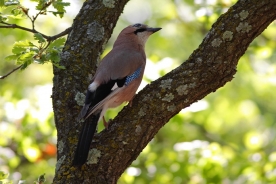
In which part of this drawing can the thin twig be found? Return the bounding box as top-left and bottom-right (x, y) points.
(0, 21), (72, 41)
(25, 9), (33, 25)
(32, 1), (52, 22)
(22, 1), (52, 30)
(0, 21), (50, 39)
(48, 27), (72, 41)
(0, 65), (22, 79)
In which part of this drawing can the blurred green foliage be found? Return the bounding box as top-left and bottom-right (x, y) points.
(1, 0), (276, 183)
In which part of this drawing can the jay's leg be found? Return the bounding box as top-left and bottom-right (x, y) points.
(129, 94), (136, 107)
(103, 116), (109, 129)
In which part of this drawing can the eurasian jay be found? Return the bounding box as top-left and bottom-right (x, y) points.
(73, 23), (161, 166)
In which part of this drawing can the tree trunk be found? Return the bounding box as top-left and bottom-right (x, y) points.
(52, 0), (276, 183)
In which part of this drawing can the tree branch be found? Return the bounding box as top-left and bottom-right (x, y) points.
(47, 27), (72, 41)
(52, 0), (276, 183)
(0, 21), (71, 41)
(0, 65), (22, 79)
(0, 21), (48, 37)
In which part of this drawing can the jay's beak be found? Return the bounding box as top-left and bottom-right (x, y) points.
(147, 27), (162, 33)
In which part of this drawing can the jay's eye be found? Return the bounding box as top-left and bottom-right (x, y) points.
(133, 23), (142, 28)
(134, 28), (147, 34)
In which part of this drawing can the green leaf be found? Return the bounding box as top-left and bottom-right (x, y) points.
(45, 47), (59, 62)
(50, 52), (60, 62)
(9, 41), (39, 69)
(5, 54), (19, 61)
(53, 62), (65, 69)
(20, 59), (33, 69)
(34, 33), (46, 43)
(17, 51), (36, 62)
(11, 7), (22, 16)
(21, 62), (29, 69)
(15, 51), (36, 70)
(12, 46), (26, 54)
(49, 11), (63, 17)
(28, 41), (36, 46)
(12, 40), (32, 54)
(35, 0), (48, 10)
(48, 37), (65, 49)
(52, 0), (70, 18)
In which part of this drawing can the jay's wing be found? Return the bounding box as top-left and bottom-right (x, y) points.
(78, 52), (146, 120)
(84, 66), (144, 119)
(78, 77), (126, 120)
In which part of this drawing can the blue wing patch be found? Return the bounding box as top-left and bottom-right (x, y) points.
(125, 67), (142, 86)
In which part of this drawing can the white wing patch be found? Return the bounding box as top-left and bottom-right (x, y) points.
(111, 83), (118, 90)
(88, 82), (99, 92)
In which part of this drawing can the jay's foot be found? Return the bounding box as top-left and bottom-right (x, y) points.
(129, 95), (136, 107)
(103, 116), (109, 129)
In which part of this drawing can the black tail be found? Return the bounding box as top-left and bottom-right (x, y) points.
(73, 113), (100, 166)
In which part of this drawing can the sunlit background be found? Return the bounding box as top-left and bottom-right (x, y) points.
(1, 0), (276, 183)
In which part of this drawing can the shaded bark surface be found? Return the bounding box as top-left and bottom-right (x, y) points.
(52, 0), (276, 183)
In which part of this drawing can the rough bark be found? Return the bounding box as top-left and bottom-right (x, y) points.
(52, 0), (276, 183)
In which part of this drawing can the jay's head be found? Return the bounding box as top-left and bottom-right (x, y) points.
(116, 23), (161, 47)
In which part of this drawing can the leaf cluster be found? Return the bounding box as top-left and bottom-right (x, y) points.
(0, 0), (70, 18)
(0, 0), (70, 75)
(6, 36), (66, 69)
